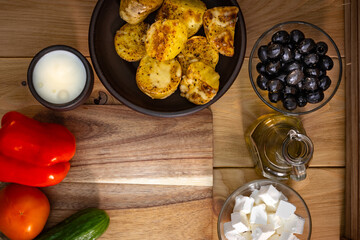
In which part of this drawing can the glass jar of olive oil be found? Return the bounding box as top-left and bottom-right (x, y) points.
(245, 114), (313, 181)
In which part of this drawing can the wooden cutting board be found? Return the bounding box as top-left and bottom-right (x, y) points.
(12, 105), (214, 239)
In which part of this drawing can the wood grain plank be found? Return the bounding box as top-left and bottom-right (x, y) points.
(13, 105), (213, 186)
(0, 0), (344, 58)
(42, 182), (212, 210)
(213, 168), (345, 240)
(211, 58), (345, 168)
(344, 0), (360, 239)
(0, 0), (96, 57)
(45, 199), (213, 240)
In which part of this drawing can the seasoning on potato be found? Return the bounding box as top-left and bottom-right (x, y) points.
(114, 22), (149, 62)
(203, 6), (239, 57)
(119, 0), (163, 25)
(156, 0), (207, 37)
(145, 19), (188, 62)
(136, 55), (182, 99)
(180, 61), (220, 105)
(177, 36), (219, 73)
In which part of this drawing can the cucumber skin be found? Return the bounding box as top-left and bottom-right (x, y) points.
(36, 208), (110, 240)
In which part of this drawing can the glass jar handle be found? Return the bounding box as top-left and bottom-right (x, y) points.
(282, 129), (314, 181)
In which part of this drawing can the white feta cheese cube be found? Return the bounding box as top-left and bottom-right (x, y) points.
(250, 204), (267, 225)
(279, 231), (299, 240)
(233, 195), (255, 214)
(268, 234), (281, 240)
(251, 224), (276, 240)
(224, 221), (240, 240)
(283, 214), (305, 234)
(239, 231), (252, 240)
(250, 189), (263, 205)
(231, 212), (249, 233)
(275, 200), (296, 219)
(259, 185), (281, 210)
(267, 213), (283, 229)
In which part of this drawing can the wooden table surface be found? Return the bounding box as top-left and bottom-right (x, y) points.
(0, 0), (345, 239)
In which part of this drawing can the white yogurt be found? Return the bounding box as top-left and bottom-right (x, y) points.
(32, 50), (87, 104)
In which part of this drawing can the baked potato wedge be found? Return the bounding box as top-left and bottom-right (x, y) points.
(145, 19), (187, 61)
(136, 55), (182, 99)
(180, 61), (220, 105)
(156, 0), (207, 37)
(120, 0), (163, 24)
(114, 22), (149, 62)
(177, 36), (219, 73)
(203, 6), (239, 57)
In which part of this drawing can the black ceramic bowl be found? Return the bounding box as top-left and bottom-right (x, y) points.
(27, 45), (94, 111)
(89, 0), (246, 117)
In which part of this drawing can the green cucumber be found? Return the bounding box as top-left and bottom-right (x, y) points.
(36, 208), (109, 240)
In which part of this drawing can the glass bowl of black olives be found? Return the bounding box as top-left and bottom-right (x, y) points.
(249, 21), (342, 115)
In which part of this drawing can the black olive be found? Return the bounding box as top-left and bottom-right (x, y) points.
(267, 43), (283, 59)
(277, 74), (287, 83)
(268, 92), (284, 103)
(267, 79), (284, 93)
(318, 55), (334, 70)
(303, 53), (319, 67)
(316, 41), (328, 56)
(318, 76), (332, 91)
(307, 90), (324, 104)
(256, 62), (267, 74)
(303, 77), (318, 91)
(283, 85), (298, 95)
(304, 68), (320, 77)
(287, 42), (295, 50)
(281, 47), (294, 63)
(286, 69), (304, 85)
(272, 30), (290, 44)
(296, 80), (304, 91)
(258, 45), (268, 62)
(296, 93), (307, 107)
(290, 29), (305, 44)
(266, 61), (282, 76)
(283, 96), (297, 110)
(256, 75), (268, 90)
(284, 61), (303, 73)
(298, 38), (316, 54)
(293, 49), (303, 61)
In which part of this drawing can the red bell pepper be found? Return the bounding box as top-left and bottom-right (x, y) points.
(0, 111), (75, 187)
(0, 111), (76, 166)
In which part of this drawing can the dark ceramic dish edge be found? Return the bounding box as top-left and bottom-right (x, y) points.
(88, 0), (246, 118)
(217, 179), (312, 240)
(27, 45), (94, 111)
(248, 21), (342, 116)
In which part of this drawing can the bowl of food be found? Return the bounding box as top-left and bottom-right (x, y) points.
(249, 21), (342, 115)
(218, 179), (311, 240)
(89, 0), (246, 117)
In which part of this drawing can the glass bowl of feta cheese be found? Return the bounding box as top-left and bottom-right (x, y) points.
(217, 179), (311, 240)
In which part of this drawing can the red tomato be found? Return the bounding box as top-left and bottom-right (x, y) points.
(0, 184), (50, 240)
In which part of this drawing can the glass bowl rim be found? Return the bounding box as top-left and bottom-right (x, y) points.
(217, 179), (312, 239)
(248, 20), (343, 116)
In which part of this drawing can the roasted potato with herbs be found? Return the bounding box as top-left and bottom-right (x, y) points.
(120, 0), (163, 25)
(114, 22), (149, 62)
(203, 6), (239, 57)
(177, 36), (219, 73)
(180, 61), (220, 105)
(136, 55), (182, 99)
(145, 19), (188, 62)
(156, 0), (207, 37)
